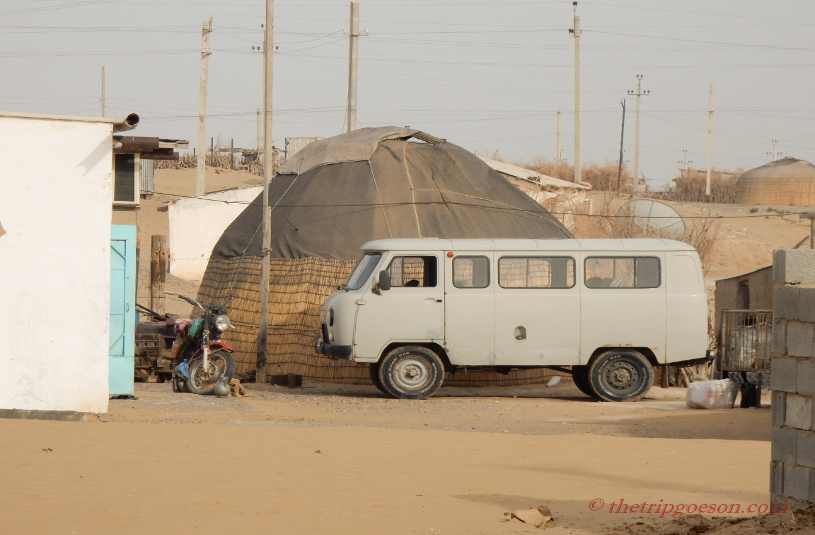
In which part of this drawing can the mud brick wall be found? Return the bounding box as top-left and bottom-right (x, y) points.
(771, 248), (815, 508)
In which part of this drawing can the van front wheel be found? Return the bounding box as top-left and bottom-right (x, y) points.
(378, 346), (444, 400)
(588, 350), (653, 402)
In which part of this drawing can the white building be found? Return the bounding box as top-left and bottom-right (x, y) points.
(167, 186), (263, 281)
(0, 111), (138, 420)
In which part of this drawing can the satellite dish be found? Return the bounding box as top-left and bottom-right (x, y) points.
(626, 199), (686, 240)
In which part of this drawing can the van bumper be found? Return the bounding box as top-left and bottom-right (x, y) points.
(316, 342), (353, 360)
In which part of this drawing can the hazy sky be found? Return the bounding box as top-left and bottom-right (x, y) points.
(3, 0), (815, 188)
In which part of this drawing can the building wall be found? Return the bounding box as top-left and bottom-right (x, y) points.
(168, 186), (262, 281)
(713, 265), (773, 339)
(0, 117), (113, 416)
(770, 249), (815, 508)
(736, 178), (815, 206)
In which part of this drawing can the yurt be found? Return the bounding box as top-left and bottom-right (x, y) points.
(197, 127), (573, 385)
(735, 157), (815, 206)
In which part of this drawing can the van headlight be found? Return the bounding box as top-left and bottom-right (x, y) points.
(328, 331), (334, 342)
(329, 308), (335, 326)
(214, 314), (232, 331)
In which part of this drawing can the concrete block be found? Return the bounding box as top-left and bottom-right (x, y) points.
(797, 430), (815, 468)
(773, 425), (798, 463)
(773, 319), (788, 356)
(774, 285), (801, 321)
(773, 391), (787, 426)
(797, 286), (815, 324)
(799, 359), (815, 397)
(784, 462), (811, 501)
(773, 357), (799, 393)
(786, 395), (813, 430)
(771, 461), (785, 495)
(772, 493), (812, 511)
(788, 322), (815, 358)
(774, 249), (815, 285)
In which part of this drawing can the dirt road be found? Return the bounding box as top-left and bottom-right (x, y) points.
(0, 382), (773, 534)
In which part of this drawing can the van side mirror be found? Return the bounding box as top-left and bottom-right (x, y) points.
(377, 270), (391, 291)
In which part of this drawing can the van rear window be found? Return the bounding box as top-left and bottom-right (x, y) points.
(584, 257), (661, 289)
(498, 257), (575, 288)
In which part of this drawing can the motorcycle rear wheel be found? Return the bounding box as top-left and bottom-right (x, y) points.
(186, 349), (236, 395)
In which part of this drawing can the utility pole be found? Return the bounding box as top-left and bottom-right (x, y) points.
(556, 107), (561, 166)
(256, 108), (262, 150)
(768, 140), (781, 161)
(257, 0), (274, 384)
(705, 84), (714, 203)
(569, 3), (581, 184)
(617, 99), (626, 193)
(100, 66), (106, 117)
(627, 74), (649, 197)
(346, 2), (366, 132)
(196, 16), (212, 198)
(678, 150), (692, 179)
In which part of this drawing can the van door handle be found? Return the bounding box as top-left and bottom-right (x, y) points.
(424, 298), (442, 304)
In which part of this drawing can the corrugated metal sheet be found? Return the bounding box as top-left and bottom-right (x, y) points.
(285, 137), (325, 158)
(140, 158), (154, 194)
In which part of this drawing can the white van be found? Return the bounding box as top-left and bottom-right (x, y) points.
(316, 238), (711, 401)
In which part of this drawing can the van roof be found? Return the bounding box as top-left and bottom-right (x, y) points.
(360, 238), (697, 253)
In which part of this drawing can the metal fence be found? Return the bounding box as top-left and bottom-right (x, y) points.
(720, 310), (773, 374)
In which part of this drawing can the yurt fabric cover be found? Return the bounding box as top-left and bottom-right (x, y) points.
(213, 126), (571, 260)
(202, 127), (572, 386)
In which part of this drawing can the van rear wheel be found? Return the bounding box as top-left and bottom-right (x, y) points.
(378, 346), (444, 400)
(588, 350), (653, 402)
(571, 366), (598, 399)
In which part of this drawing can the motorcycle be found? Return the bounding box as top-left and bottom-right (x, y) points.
(170, 295), (236, 395)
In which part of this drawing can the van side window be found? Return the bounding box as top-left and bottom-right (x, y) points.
(498, 257), (575, 288)
(452, 256), (490, 288)
(386, 256), (437, 287)
(584, 257), (661, 289)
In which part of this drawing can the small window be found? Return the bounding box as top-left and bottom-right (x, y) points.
(499, 257), (575, 289)
(584, 257), (661, 289)
(453, 256), (490, 288)
(386, 256), (437, 288)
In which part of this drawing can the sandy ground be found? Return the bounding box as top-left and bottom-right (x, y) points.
(1, 381), (777, 535)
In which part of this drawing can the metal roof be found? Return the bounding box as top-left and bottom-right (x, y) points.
(0, 111), (139, 132)
(479, 157), (590, 190)
(361, 238), (696, 252)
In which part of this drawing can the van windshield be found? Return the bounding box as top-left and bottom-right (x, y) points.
(345, 253), (382, 290)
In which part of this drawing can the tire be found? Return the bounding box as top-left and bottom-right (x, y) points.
(368, 363), (389, 395)
(588, 350), (654, 402)
(172, 375), (189, 393)
(378, 346), (444, 400)
(571, 366), (598, 399)
(186, 349), (236, 395)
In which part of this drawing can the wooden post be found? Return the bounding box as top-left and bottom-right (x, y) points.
(800, 213), (815, 249)
(150, 235), (167, 315)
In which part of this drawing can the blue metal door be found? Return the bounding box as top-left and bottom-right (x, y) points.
(110, 225), (137, 396)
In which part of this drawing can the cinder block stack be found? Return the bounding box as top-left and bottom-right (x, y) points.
(771, 248), (815, 508)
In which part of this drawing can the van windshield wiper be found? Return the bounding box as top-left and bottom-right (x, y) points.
(338, 283), (350, 291)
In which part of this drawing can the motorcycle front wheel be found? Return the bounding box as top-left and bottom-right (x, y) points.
(186, 349), (236, 395)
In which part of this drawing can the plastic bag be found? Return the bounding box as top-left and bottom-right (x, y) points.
(686, 379), (738, 410)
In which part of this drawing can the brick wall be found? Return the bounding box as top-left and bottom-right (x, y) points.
(771, 248), (815, 508)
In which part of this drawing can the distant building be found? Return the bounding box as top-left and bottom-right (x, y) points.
(478, 157), (592, 230)
(736, 157), (815, 206)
